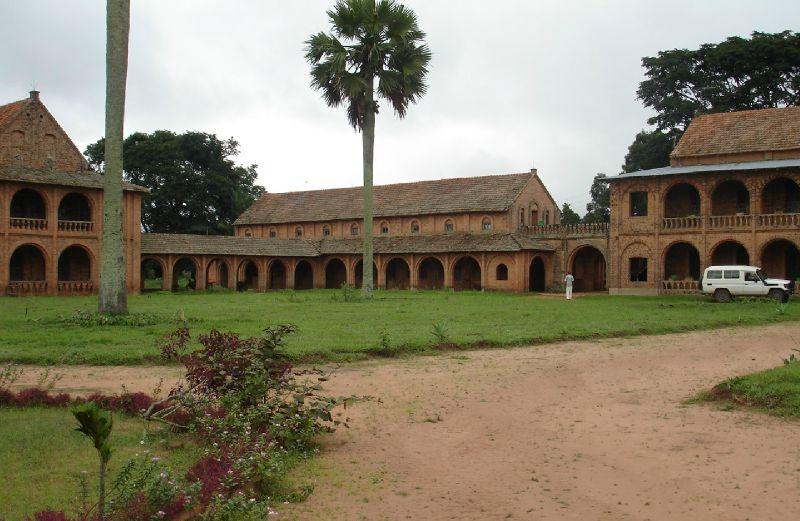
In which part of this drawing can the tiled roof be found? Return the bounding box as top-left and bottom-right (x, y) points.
(234, 172), (534, 225)
(141, 232), (554, 257)
(671, 106), (800, 159)
(0, 166), (148, 192)
(0, 99), (27, 130)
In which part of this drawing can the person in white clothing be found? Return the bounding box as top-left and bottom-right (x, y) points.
(564, 272), (574, 300)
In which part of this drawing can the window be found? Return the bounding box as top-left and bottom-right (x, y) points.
(322, 225), (331, 237)
(294, 226), (303, 238)
(724, 270), (740, 279)
(630, 191), (648, 216)
(444, 220), (454, 233)
(544, 211), (550, 225)
(519, 208), (525, 226)
(269, 228), (277, 238)
(706, 270), (723, 280)
(350, 223), (359, 236)
(244, 228), (253, 238)
(380, 222), (389, 235)
(629, 257), (648, 282)
(481, 217), (492, 231)
(745, 271), (760, 282)
(531, 207), (539, 225)
(496, 264), (509, 281)
(411, 221), (420, 234)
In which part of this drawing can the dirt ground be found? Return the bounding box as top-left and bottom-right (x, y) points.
(14, 323), (800, 520)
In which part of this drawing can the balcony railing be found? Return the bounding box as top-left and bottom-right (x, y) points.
(57, 281), (94, 294)
(9, 217), (47, 231)
(6, 281), (47, 296)
(662, 216), (703, 230)
(708, 214), (752, 229)
(58, 220), (94, 233)
(661, 280), (700, 294)
(758, 213), (800, 227)
(524, 222), (609, 237)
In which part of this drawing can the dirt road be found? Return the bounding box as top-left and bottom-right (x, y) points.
(15, 324), (800, 520)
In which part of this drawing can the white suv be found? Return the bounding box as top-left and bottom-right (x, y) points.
(702, 265), (795, 303)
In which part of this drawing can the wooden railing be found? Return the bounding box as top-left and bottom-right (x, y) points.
(9, 217), (47, 231)
(58, 220), (94, 233)
(758, 213), (800, 228)
(57, 281), (94, 294)
(661, 280), (700, 294)
(708, 214), (752, 229)
(662, 216), (703, 230)
(6, 281), (47, 296)
(524, 222), (609, 237)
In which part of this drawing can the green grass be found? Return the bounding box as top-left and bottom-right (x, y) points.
(0, 407), (199, 521)
(1, 290), (799, 365)
(699, 361), (800, 418)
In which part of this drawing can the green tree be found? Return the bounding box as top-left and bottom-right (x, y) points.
(306, 0), (431, 298)
(624, 31), (800, 171)
(582, 174), (610, 224)
(99, 0), (130, 315)
(560, 202), (581, 225)
(85, 131), (264, 235)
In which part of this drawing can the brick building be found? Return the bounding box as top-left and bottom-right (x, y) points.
(607, 107), (800, 294)
(0, 91), (144, 296)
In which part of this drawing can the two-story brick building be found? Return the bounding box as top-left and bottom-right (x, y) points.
(607, 107), (800, 294)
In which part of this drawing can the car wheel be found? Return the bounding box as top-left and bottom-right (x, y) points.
(714, 289), (732, 303)
(768, 288), (785, 302)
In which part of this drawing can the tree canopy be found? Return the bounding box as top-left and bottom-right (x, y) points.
(85, 131), (264, 235)
(582, 174), (610, 224)
(559, 202), (581, 225)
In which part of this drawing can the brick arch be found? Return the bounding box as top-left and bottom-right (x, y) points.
(760, 176), (800, 214)
(709, 178), (750, 216)
(620, 241), (653, 286)
(9, 242), (48, 280)
(759, 238), (800, 281)
(170, 256), (200, 291)
(58, 191), (93, 221)
(57, 243), (94, 282)
(236, 258), (261, 291)
(267, 258), (288, 289)
(384, 256), (411, 290)
(661, 180), (704, 218)
(352, 258), (378, 288)
(452, 255), (482, 291)
(205, 257), (232, 289)
(10, 187), (49, 220)
(708, 239), (750, 266)
(661, 240), (702, 281)
(324, 257), (348, 289)
(528, 255), (547, 291)
(568, 244), (607, 291)
(140, 256), (167, 291)
(416, 256), (445, 290)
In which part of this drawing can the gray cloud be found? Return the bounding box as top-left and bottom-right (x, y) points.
(2, 0), (798, 210)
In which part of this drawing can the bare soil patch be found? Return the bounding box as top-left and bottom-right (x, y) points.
(15, 323), (800, 520)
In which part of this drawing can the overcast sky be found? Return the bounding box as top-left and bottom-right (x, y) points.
(2, 1), (799, 211)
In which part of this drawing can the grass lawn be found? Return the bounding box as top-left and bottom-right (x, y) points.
(1, 290), (798, 365)
(700, 361), (800, 418)
(0, 407), (199, 521)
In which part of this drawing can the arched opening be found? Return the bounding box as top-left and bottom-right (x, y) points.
(711, 241), (750, 266)
(58, 193), (92, 222)
(385, 258), (411, 290)
(530, 204), (539, 226)
(9, 244), (46, 282)
(453, 256), (482, 291)
(238, 260), (259, 291)
(570, 246), (606, 291)
(294, 260), (314, 290)
(354, 260), (378, 288)
(481, 217), (493, 231)
(205, 259), (229, 289)
(711, 180), (749, 215)
(350, 223), (360, 236)
(762, 178), (800, 214)
(57, 246), (91, 281)
(664, 183), (701, 218)
(417, 257), (444, 290)
(140, 258), (165, 291)
(496, 264), (509, 281)
(444, 219), (454, 233)
(761, 240), (800, 282)
(269, 260), (287, 290)
(529, 257), (545, 291)
(325, 258), (347, 289)
(663, 242), (701, 281)
(10, 189), (46, 219)
(172, 257), (198, 291)
(410, 221), (420, 234)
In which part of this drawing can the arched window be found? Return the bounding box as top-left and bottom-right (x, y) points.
(322, 225), (331, 237)
(380, 222), (389, 235)
(544, 210), (550, 225)
(519, 208), (525, 227)
(294, 226), (303, 238)
(411, 220), (420, 234)
(350, 223), (360, 236)
(244, 228), (253, 238)
(444, 219), (454, 233)
(496, 264), (509, 281)
(481, 217), (493, 231)
(269, 228), (277, 238)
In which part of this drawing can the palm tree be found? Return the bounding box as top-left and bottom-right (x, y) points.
(306, 0), (431, 298)
(99, 0), (130, 314)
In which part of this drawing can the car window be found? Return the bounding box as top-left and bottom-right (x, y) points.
(744, 272), (760, 282)
(706, 270), (722, 279)
(724, 270), (740, 279)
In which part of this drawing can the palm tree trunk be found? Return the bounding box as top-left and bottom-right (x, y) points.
(99, 0), (130, 314)
(361, 81), (375, 299)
